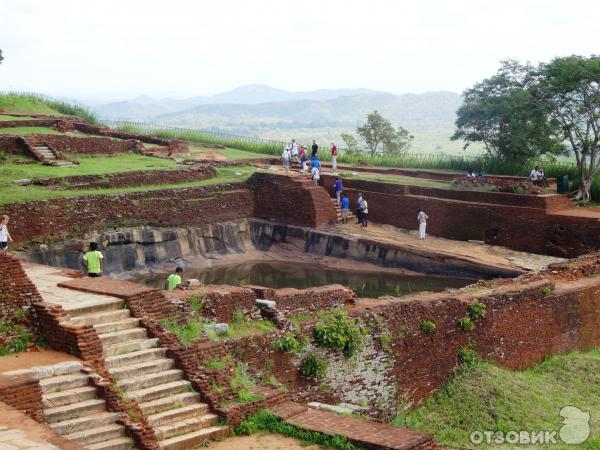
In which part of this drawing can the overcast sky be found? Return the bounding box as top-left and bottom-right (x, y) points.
(1, 0), (598, 101)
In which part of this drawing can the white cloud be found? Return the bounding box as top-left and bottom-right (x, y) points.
(0, 0), (598, 100)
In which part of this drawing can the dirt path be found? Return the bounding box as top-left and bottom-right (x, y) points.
(207, 433), (325, 449)
(0, 349), (80, 373)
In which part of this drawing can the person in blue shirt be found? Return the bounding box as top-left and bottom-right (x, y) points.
(310, 155), (320, 169)
(333, 177), (343, 205)
(340, 193), (350, 224)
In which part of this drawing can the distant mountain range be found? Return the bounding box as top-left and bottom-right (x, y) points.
(91, 84), (474, 154)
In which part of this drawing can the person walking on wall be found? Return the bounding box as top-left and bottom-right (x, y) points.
(82, 242), (104, 277)
(333, 177), (343, 205)
(281, 146), (291, 173)
(356, 192), (364, 224)
(311, 140), (318, 158)
(310, 164), (320, 186)
(165, 266), (184, 291)
(361, 198), (369, 227)
(0, 215), (13, 254)
(340, 193), (350, 224)
(331, 142), (338, 172)
(417, 209), (429, 240)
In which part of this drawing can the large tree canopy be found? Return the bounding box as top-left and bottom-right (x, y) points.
(532, 55), (600, 201)
(356, 110), (414, 156)
(452, 60), (565, 164)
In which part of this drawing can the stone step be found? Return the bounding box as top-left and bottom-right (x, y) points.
(66, 299), (124, 318)
(50, 411), (122, 435)
(98, 327), (148, 346)
(39, 372), (90, 394)
(116, 369), (184, 392)
(159, 426), (228, 450)
(45, 398), (106, 423)
(72, 309), (132, 326)
(87, 436), (135, 450)
(147, 402), (209, 427)
(63, 423), (125, 445)
(138, 392), (203, 416)
(43, 385), (97, 408)
(103, 338), (159, 357)
(105, 346), (166, 368)
(155, 413), (219, 441)
(128, 380), (193, 403)
(109, 358), (174, 381)
(93, 318), (140, 335)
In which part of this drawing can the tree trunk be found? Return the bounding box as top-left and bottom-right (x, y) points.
(578, 177), (592, 202)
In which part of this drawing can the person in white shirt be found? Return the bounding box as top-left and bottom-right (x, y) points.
(529, 167), (541, 183)
(361, 199), (368, 227)
(310, 165), (320, 185)
(0, 215), (13, 254)
(417, 210), (429, 240)
(281, 146), (291, 173)
(290, 139), (299, 162)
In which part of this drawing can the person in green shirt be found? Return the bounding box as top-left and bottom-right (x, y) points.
(82, 242), (104, 277)
(165, 267), (183, 291)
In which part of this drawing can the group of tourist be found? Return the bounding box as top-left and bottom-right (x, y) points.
(281, 140), (338, 176)
(529, 166), (548, 187)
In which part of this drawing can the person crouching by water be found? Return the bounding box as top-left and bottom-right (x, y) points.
(165, 266), (184, 291)
(417, 209), (429, 240)
(361, 198), (369, 227)
(82, 242), (104, 277)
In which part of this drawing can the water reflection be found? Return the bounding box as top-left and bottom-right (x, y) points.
(133, 262), (472, 298)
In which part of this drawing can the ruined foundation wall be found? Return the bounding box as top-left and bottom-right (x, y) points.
(1, 183), (254, 245)
(320, 175), (600, 257)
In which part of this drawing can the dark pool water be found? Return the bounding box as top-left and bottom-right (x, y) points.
(133, 262), (473, 298)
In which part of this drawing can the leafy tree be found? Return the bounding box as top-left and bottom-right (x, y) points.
(356, 110), (413, 156)
(452, 60), (564, 164)
(340, 132), (360, 153)
(531, 55), (600, 201)
(0, 49), (3, 64)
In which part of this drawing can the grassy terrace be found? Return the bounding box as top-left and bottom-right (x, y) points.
(403, 349), (600, 449)
(0, 114), (37, 121)
(0, 153), (254, 204)
(339, 171), (453, 189)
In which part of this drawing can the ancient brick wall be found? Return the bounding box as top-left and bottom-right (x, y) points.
(0, 374), (45, 422)
(248, 172), (337, 228)
(0, 119), (61, 128)
(271, 284), (355, 314)
(74, 123), (189, 151)
(26, 134), (138, 155)
(0, 135), (26, 153)
(1, 183), (254, 245)
(319, 174), (600, 257)
(32, 165), (216, 189)
(196, 285), (256, 322)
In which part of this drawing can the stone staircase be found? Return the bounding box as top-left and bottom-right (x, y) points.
(38, 362), (133, 450)
(330, 198), (355, 224)
(32, 145), (57, 161)
(68, 299), (227, 450)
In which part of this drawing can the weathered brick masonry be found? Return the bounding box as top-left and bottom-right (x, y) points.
(26, 134), (139, 155)
(320, 174), (600, 257)
(1, 182), (254, 245)
(248, 172), (337, 228)
(32, 165), (217, 189)
(0, 374), (45, 422)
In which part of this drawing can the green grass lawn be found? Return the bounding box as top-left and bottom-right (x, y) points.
(0, 114), (36, 121)
(216, 148), (274, 160)
(339, 171), (452, 189)
(0, 94), (63, 116)
(0, 153), (254, 204)
(403, 349), (600, 449)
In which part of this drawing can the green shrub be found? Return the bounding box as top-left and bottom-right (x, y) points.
(457, 316), (475, 332)
(542, 287), (552, 296)
(315, 309), (363, 357)
(230, 363), (256, 392)
(467, 302), (486, 319)
(300, 351), (328, 379)
(236, 390), (266, 404)
(0, 323), (33, 356)
(186, 295), (203, 314)
(235, 410), (361, 450)
(205, 356), (231, 370)
(159, 318), (203, 345)
(272, 332), (302, 353)
(380, 331), (392, 348)
(458, 346), (481, 371)
(420, 320), (437, 332)
(232, 308), (244, 324)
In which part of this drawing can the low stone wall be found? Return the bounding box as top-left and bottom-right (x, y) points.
(248, 172), (337, 228)
(0, 135), (26, 153)
(0, 119), (61, 128)
(271, 284), (355, 314)
(1, 182), (254, 245)
(32, 165), (216, 189)
(0, 374), (45, 422)
(26, 134), (139, 155)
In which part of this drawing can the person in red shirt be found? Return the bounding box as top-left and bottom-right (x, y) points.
(331, 142), (337, 172)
